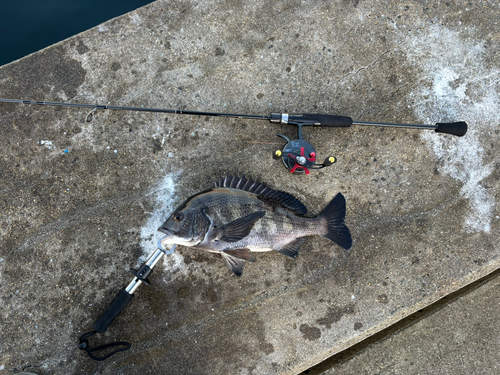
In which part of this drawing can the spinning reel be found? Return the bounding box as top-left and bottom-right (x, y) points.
(272, 123), (336, 174)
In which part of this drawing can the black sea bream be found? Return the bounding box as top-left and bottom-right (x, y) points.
(159, 175), (352, 276)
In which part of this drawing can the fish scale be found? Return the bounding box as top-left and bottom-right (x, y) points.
(202, 191), (315, 247)
(159, 175), (352, 277)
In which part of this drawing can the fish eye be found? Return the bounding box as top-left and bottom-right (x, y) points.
(173, 212), (183, 222)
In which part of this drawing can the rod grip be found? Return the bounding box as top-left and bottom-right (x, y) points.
(93, 288), (134, 334)
(301, 114), (353, 127)
(435, 121), (467, 137)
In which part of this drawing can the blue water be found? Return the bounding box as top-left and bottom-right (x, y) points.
(0, 1), (154, 66)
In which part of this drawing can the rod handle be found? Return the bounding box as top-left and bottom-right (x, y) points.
(300, 114), (353, 127)
(93, 288), (134, 334)
(435, 121), (467, 137)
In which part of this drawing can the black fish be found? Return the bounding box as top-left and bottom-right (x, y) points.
(159, 175), (352, 276)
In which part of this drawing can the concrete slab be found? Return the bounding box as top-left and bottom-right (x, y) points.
(307, 270), (500, 375)
(0, 1), (499, 374)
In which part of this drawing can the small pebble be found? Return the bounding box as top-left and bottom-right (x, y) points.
(168, 152), (174, 158)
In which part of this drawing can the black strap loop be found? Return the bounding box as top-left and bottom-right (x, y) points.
(78, 330), (131, 361)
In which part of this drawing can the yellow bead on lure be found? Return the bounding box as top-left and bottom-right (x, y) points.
(159, 175), (352, 277)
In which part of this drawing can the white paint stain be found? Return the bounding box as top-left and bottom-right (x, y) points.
(39, 140), (54, 150)
(139, 172), (187, 275)
(402, 24), (499, 233)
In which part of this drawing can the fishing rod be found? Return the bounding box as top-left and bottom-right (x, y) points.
(0, 97), (467, 174)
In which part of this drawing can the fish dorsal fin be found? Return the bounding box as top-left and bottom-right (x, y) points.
(214, 174), (308, 215)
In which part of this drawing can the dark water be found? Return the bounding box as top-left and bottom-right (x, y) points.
(0, 1), (154, 66)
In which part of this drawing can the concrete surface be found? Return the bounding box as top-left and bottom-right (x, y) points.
(0, 1), (499, 374)
(306, 270), (500, 375)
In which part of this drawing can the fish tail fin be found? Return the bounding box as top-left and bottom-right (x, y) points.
(319, 193), (352, 250)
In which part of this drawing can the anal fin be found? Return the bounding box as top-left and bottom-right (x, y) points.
(276, 237), (308, 259)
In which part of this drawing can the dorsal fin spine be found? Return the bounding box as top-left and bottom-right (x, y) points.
(236, 176), (245, 189)
(213, 174), (308, 215)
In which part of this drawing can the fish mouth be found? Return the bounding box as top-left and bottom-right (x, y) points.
(158, 226), (171, 235)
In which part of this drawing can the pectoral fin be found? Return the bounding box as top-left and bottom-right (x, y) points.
(221, 249), (252, 277)
(218, 211), (266, 243)
(276, 237), (308, 259)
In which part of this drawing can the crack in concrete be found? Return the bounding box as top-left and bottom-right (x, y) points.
(336, 48), (395, 85)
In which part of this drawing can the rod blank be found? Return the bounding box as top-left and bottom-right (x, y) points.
(0, 98), (269, 121)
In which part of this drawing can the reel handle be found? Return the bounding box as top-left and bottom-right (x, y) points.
(322, 156), (337, 167)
